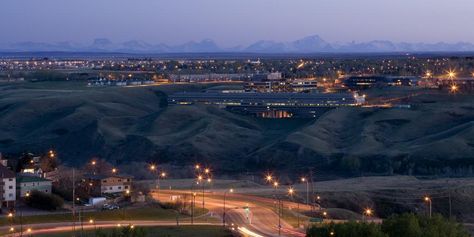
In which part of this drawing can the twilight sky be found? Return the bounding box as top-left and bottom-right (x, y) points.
(1, 0), (473, 47)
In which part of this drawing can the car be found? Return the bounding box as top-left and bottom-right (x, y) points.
(102, 204), (120, 210)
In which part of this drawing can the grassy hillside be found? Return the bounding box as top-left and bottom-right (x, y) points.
(1, 82), (474, 176)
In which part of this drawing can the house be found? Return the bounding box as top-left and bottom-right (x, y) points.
(16, 176), (52, 197)
(0, 165), (16, 208)
(84, 174), (132, 196)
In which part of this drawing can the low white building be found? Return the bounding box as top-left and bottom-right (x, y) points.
(16, 176), (52, 197)
(0, 165), (16, 208)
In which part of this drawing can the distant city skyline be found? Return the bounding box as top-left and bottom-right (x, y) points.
(1, 0), (474, 47)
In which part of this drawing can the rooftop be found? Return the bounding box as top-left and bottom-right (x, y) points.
(17, 176), (52, 183)
(0, 165), (15, 179)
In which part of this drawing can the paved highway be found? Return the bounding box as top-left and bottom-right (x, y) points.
(152, 190), (308, 237)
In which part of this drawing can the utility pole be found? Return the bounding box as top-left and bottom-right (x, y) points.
(72, 168), (76, 236)
(309, 167), (315, 211)
(449, 192), (452, 219)
(278, 198), (281, 236)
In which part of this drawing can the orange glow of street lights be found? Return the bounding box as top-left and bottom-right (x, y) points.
(89, 219), (94, 224)
(207, 178), (212, 183)
(112, 168), (117, 174)
(273, 181), (279, 188)
(424, 196), (431, 202)
(150, 164), (156, 171)
(265, 174), (273, 182)
(197, 175), (203, 181)
(301, 177), (306, 182)
(91, 160), (96, 166)
(204, 168), (210, 174)
(160, 172), (166, 178)
(450, 84), (458, 93)
(447, 70), (456, 80)
(365, 208), (373, 216)
(288, 187), (295, 196)
(195, 164), (200, 170)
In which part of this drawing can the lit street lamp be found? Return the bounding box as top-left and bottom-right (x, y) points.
(424, 196), (432, 218)
(363, 208), (373, 222)
(301, 177), (309, 205)
(288, 187), (300, 227)
(223, 188), (234, 227)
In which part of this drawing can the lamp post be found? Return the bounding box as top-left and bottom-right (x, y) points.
(191, 192), (197, 224)
(273, 181), (279, 212)
(363, 208), (373, 222)
(197, 175), (205, 209)
(424, 196), (432, 218)
(8, 212), (14, 237)
(301, 177), (309, 205)
(149, 164), (157, 189)
(89, 219), (97, 237)
(288, 187), (300, 228)
(223, 188), (234, 227)
(278, 197), (281, 236)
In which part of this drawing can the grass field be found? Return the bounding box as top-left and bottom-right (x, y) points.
(34, 226), (233, 237)
(0, 207), (209, 226)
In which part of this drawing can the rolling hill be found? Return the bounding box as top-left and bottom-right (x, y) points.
(1, 82), (474, 176)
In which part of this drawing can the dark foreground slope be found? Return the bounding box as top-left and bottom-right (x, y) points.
(1, 82), (473, 176)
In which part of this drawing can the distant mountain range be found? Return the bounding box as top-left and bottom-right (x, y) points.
(1, 35), (474, 53)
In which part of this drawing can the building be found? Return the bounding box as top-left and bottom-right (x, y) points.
(169, 92), (365, 118)
(343, 76), (387, 90)
(250, 72), (282, 82)
(0, 165), (16, 208)
(16, 176), (52, 197)
(245, 79), (318, 93)
(343, 75), (420, 90)
(84, 174), (132, 196)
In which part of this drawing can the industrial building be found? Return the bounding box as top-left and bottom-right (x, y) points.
(169, 92), (364, 118)
(343, 75), (419, 90)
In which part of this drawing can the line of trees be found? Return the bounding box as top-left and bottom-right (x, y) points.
(307, 213), (470, 237)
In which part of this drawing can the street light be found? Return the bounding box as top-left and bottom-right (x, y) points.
(265, 174), (273, 183)
(362, 208), (373, 222)
(424, 196), (432, 218)
(112, 168), (117, 174)
(301, 177), (309, 205)
(288, 187), (300, 227)
(450, 84), (458, 93)
(223, 188), (234, 227)
(447, 70), (456, 80)
(288, 187), (294, 196)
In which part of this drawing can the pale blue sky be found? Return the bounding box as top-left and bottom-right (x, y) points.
(1, 0), (473, 47)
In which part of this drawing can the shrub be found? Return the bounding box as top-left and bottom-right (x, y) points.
(24, 190), (64, 211)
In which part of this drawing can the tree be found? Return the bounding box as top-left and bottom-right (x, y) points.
(308, 214), (469, 237)
(382, 213), (421, 237)
(24, 190), (64, 211)
(382, 213), (470, 237)
(307, 221), (387, 237)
